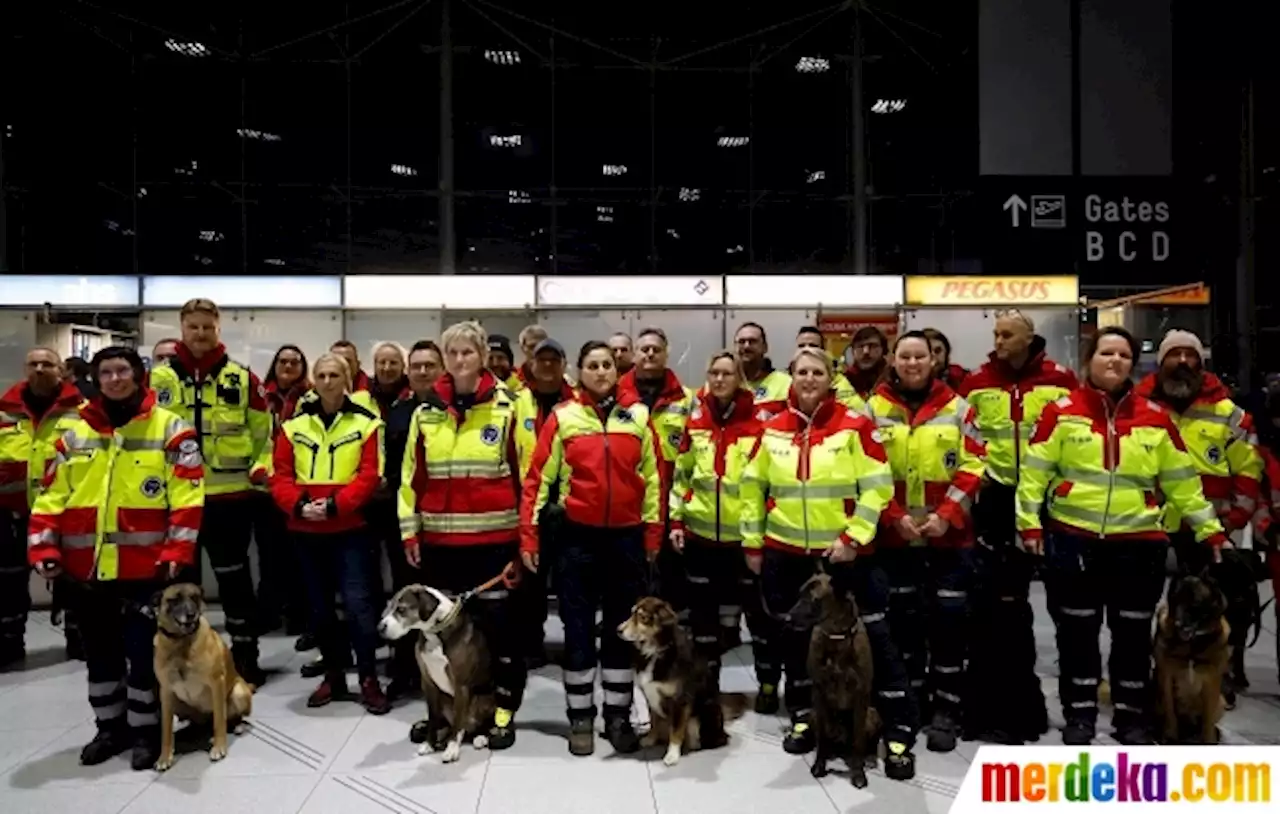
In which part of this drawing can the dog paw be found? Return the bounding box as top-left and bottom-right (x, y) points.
(417, 743), (432, 757)
(850, 768), (869, 789)
(441, 740), (462, 763)
(810, 761), (829, 779)
(662, 745), (681, 767)
(472, 735), (489, 750)
(209, 745), (227, 762)
(154, 756), (174, 773)
(233, 723), (248, 735)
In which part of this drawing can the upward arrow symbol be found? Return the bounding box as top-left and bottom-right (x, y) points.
(1003, 194), (1028, 228)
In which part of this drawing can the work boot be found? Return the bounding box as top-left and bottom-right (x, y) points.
(294, 632), (317, 652)
(1062, 721), (1095, 746)
(926, 711), (959, 753)
(884, 741), (916, 781)
(783, 719), (815, 755)
(488, 708), (516, 750)
(307, 673), (350, 708)
(360, 677), (391, 715)
(754, 684), (780, 715)
(131, 728), (160, 771)
(233, 644), (266, 688)
(568, 718), (595, 757)
(1113, 724), (1155, 746)
(80, 724), (130, 766)
(604, 716), (640, 754)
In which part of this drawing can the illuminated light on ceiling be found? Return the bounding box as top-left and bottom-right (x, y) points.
(795, 56), (830, 73)
(173, 160), (198, 176)
(391, 164), (418, 176)
(717, 136), (749, 148)
(490, 134), (522, 148)
(104, 220), (121, 232)
(508, 189), (532, 204)
(678, 187), (701, 202)
(264, 258), (285, 266)
(4, 124), (12, 137)
(596, 205), (614, 223)
(666, 228), (680, 239)
(138, 187), (148, 197)
(237, 128), (282, 142)
(871, 99), (907, 114)
(484, 49), (520, 65)
(806, 169), (826, 183)
(725, 244), (744, 254)
(164, 39), (210, 57)
(193, 254), (214, 266)
(602, 164), (628, 176)
(199, 230), (225, 243)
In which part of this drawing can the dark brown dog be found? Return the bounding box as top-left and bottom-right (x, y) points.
(1154, 573), (1231, 744)
(788, 572), (876, 788)
(153, 583), (255, 771)
(618, 596), (728, 766)
(378, 584), (495, 763)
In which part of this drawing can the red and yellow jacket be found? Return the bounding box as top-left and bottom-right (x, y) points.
(940, 363), (969, 392)
(1134, 372), (1263, 533)
(399, 372), (521, 547)
(670, 388), (763, 544)
(1016, 385), (1227, 547)
(959, 336), (1079, 487)
(618, 368), (694, 492)
(520, 389), (663, 554)
(27, 392), (204, 581)
(514, 380), (577, 479)
(744, 362), (793, 422)
(0, 381), (86, 513)
(264, 378), (311, 439)
(868, 380), (986, 549)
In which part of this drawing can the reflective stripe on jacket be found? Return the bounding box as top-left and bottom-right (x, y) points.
(271, 396), (383, 534)
(670, 388), (763, 544)
(400, 372), (520, 547)
(958, 336), (1078, 487)
(520, 390), (662, 553)
(745, 365), (792, 423)
(832, 372), (869, 414)
(149, 343), (271, 496)
(0, 381), (86, 512)
(514, 382), (576, 479)
(739, 392), (894, 556)
(618, 369), (694, 467)
(1016, 385), (1227, 546)
(867, 380), (986, 549)
(1134, 372), (1263, 532)
(27, 392), (204, 581)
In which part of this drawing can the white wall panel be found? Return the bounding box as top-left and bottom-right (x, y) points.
(0, 311), (38, 392)
(903, 307), (1081, 371)
(442, 309), (538, 354)
(142, 309), (342, 376)
(628, 309), (727, 387)
(344, 311), (444, 371)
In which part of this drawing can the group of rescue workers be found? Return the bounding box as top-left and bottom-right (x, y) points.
(2, 295), (1279, 780)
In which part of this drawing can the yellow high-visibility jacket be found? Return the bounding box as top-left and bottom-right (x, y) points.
(0, 381), (86, 513)
(1016, 386), (1226, 547)
(670, 388), (763, 543)
(744, 365), (792, 422)
(513, 381), (576, 479)
(740, 395), (895, 555)
(832, 372), (868, 414)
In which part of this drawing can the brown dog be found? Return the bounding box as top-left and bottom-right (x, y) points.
(1154, 573), (1231, 744)
(788, 572), (877, 788)
(153, 583), (255, 771)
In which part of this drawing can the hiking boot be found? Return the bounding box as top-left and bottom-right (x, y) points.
(604, 716), (640, 754)
(80, 725), (130, 766)
(360, 677), (391, 715)
(926, 712), (959, 753)
(294, 632), (317, 651)
(307, 674), (350, 708)
(884, 741), (916, 781)
(488, 708), (516, 750)
(1114, 724), (1155, 745)
(783, 720), (815, 755)
(1062, 721), (1095, 746)
(754, 684), (780, 715)
(131, 730), (160, 771)
(568, 718), (595, 757)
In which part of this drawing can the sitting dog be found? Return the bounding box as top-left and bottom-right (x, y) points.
(788, 572), (876, 788)
(1154, 572), (1231, 744)
(618, 596), (727, 766)
(153, 583), (255, 771)
(378, 584), (495, 763)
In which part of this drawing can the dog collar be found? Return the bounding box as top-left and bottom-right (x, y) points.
(157, 626), (189, 639)
(820, 622), (861, 640)
(422, 598), (466, 635)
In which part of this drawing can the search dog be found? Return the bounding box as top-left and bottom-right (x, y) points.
(618, 596), (728, 766)
(153, 583), (255, 772)
(1154, 572), (1231, 744)
(788, 572), (878, 788)
(378, 584), (495, 763)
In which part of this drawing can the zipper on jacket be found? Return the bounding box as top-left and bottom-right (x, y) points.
(193, 379), (206, 462)
(714, 423), (727, 543)
(601, 407), (612, 527)
(1099, 401), (1117, 538)
(800, 420), (812, 552)
(1011, 384), (1022, 475)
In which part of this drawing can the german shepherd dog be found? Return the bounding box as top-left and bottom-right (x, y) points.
(153, 583), (255, 771)
(788, 572), (877, 788)
(378, 584), (495, 763)
(618, 596), (728, 766)
(1154, 572), (1231, 744)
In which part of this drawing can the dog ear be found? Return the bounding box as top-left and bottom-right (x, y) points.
(150, 589), (165, 615)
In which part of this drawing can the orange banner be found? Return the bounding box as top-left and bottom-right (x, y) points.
(905, 275), (1079, 306)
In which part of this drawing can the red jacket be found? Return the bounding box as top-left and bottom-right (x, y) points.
(617, 368), (689, 486)
(958, 337), (1079, 400)
(0, 380), (85, 512)
(941, 363), (969, 392)
(846, 362), (887, 400)
(269, 397), (383, 534)
(264, 379), (311, 438)
(669, 388), (762, 540)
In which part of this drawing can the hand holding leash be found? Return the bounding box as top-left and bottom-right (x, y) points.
(894, 515), (921, 540)
(669, 528), (685, 552)
(521, 550), (539, 573)
(918, 513), (950, 538)
(405, 540), (421, 568)
(825, 541), (857, 564)
(35, 559), (62, 580)
(1017, 533), (1044, 556)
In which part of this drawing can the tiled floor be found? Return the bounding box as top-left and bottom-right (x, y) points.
(3, 583), (1279, 814)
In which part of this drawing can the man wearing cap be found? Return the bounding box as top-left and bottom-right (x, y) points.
(1136, 329), (1264, 705)
(513, 337), (576, 667)
(488, 334), (522, 393)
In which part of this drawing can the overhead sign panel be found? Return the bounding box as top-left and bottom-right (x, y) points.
(905, 275), (1079, 306)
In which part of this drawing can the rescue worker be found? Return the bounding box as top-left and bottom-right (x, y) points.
(151, 339), (180, 369)
(271, 352), (390, 714)
(381, 339), (443, 696)
(29, 346), (204, 769)
(922, 328), (968, 390)
(1, 347), (85, 665)
(64, 357), (97, 400)
(521, 340), (662, 757)
(1135, 329), (1264, 704)
(487, 334), (522, 392)
(1017, 326), (1229, 745)
(958, 309), (1077, 743)
(516, 324), (551, 388)
(618, 327), (694, 606)
(608, 332), (635, 376)
(669, 351), (772, 709)
(867, 332), (985, 753)
(368, 342), (408, 419)
(259, 344), (311, 644)
(327, 340), (376, 412)
(512, 337), (576, 669)
(148, 297), (271, 686)
(796, 326), (864, 411)
(740, 346), (917, 779)
(734, 322), (791, 420)
(846, 326), (889, 399)
(400, 322), (526, 748)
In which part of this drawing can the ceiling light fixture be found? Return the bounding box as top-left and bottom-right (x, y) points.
(871, 99), (907, 114)
(164, 39), (210, 57)
(596, 205), (615, 223)
(678, 187), (701, 202)
(484, 50), (520, 66)
(264, 258), (285, 266)
(489, 134), (522, 148)
(795, 56), (830, 74)
(806, 169), (826, 183)
(237, 128), (282, 142)
(199, 230), (225, 243)
(717, 136), (749, 148)
(508, 190), (531, 204)
(391, 164), (418, 176)
(602, 164), (628, 176)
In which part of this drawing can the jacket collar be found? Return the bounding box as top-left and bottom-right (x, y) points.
(696, 387), (756, 425)
(427, 370), (501, 410)
(80, 390), (158, 434)
(0, 380), (84, 418)
(618, 368), (685, 404)
(872, 378), (954, 424)
(785, 390), (842, 427)
(173, 342), (229, 379)
(984, 335), (1050, 382)
(298, 393), (376, 420)
(1135, 370), (1233, 407)
(1075, 380), (1137, 417)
